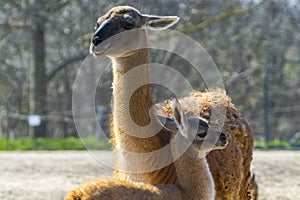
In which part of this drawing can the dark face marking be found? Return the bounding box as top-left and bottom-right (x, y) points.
(91, 7), (143, 46)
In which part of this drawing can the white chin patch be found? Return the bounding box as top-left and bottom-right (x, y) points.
(91, 42), (111, 57)
(89, 44), (95, 54)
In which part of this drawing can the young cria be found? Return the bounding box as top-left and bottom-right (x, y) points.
(159, 90), (255, 199)
(64, 101), (227, 200)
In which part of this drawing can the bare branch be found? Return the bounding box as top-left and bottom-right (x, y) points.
(178, 3), (263, 34)
(6, 0), (22, 10)
(0, 23), (29, 30)
(44, 0), (70, 14)
(47, 52), (89, 81)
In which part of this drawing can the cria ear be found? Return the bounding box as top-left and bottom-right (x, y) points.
(142, 14), (179, 30)
(172, 100), (187, 132)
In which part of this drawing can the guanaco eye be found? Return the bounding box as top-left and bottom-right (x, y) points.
(94, 23), (100, 30)
(122, 19), (135, 29)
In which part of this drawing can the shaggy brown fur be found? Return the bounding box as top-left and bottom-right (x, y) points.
(249, 174), (259, 200)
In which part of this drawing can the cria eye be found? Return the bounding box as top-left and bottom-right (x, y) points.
(197, 132), (207, 138)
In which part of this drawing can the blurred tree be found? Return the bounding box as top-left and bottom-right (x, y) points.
(0, 0), (299, 142)
(1, 0), (88, 137)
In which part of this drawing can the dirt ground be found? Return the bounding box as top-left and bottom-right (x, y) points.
(0, 150), (299, 200)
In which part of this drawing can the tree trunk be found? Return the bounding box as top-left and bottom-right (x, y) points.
(263, 63), (271, 145)
(29, 10), (47, 138)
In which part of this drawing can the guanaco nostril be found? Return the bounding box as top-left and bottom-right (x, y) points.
(219, 132), (227, 141)
(92, 36), (103, 46)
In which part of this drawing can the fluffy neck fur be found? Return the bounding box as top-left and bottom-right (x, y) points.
(112, 49), (151, 130)
(174, 145), (215, 200)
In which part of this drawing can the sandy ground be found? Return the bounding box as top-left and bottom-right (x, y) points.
(0, 150), (299, 200)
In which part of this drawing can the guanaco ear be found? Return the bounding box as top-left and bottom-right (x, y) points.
(142, 14), (179, 30)
(172, 100), (187, 132)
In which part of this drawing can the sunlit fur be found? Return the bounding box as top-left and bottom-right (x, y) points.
(249, 174), (258, 200)
(64, 103), (227, 200)
(89, 6), (255, 199)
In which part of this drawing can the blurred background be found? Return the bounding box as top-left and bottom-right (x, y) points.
(0, 0), (299, 150)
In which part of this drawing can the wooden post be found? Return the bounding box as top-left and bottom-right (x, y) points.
(263, 63), (272, 147)
(29, 3), (47, 137)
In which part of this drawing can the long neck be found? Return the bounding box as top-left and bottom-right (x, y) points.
(112, 48), (151, 127)
(110, 35), (177, 185)
(175, 147), (215, 200)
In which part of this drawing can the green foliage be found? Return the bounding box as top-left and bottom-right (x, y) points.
(0, 137), (111, 151)
(254, 141), (266, 149)
(291, 140), (300, 148)
(255, 140), (292, 149)
(283, 63), (299, 87)
(82, 137), (112, 150)
(267, 140), (291, 149)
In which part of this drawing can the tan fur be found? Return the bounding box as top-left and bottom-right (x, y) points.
(64, 178), (182, 200)
(111, 49), (177, 184)
(64, 152), (213, 200)
(65, 109), (225, 200)
(90, 6), (255, 199)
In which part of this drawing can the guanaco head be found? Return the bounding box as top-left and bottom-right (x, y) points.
(90, 6), (179, 57)
(159, 100), (228, 152)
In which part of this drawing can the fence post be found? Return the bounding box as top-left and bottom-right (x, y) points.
(263, 63), (272, 147)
